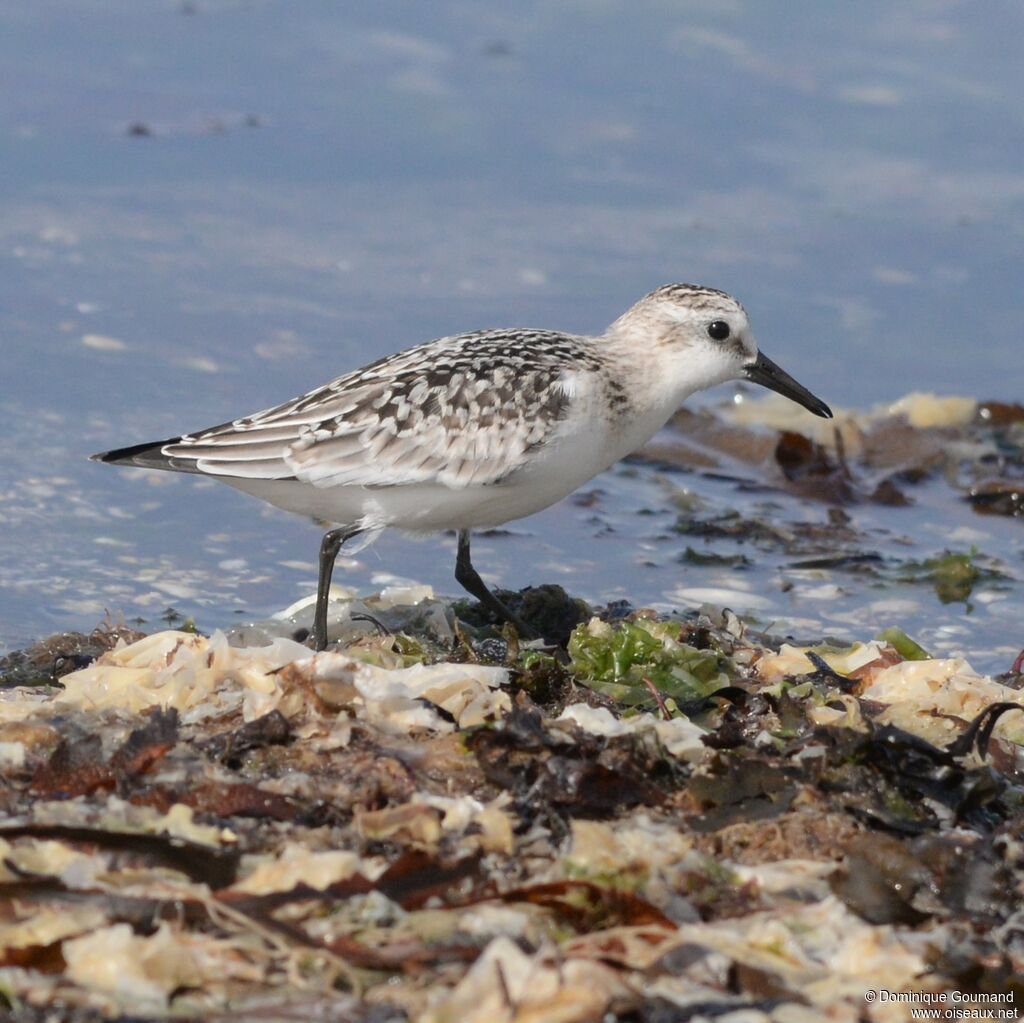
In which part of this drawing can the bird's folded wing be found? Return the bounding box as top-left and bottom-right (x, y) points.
(160, 357), (576, 489)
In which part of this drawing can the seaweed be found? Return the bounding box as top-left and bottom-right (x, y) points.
(1, 552), (1023, 1016)
(567, 618), (731, 709)
(896, 547), (1005, 605)
(875, 626), (931, 661)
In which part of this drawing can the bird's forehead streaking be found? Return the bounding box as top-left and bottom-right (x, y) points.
(649, 281), (744, 308)
(612, 282), (751, 351)
(648, 282), (748, 325)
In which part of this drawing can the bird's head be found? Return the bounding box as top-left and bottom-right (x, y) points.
(609, 283), (832, 418)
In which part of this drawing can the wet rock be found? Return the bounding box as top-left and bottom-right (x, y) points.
(458, 583), (590, 648)
(969, 480), (1024, 517)
(773, 430), (859, 504)
(975, 400), (1024, 426)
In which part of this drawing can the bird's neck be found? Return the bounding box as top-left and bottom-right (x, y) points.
(598, 329), (726, 416)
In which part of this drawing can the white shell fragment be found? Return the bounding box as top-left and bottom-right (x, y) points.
(757, 642), (1024, 747)
(44, 629), (509, 729)
(558, 702), (708, 762)
(298, 652), (511, 731)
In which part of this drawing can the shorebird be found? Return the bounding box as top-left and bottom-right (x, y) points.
(93, 283), (832, 650)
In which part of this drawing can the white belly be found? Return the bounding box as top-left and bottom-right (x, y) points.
(223, 368), (684, 534)
(227, 476), (535, 530)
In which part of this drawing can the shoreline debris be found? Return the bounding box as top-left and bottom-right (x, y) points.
(0, 589), (1021, 1020)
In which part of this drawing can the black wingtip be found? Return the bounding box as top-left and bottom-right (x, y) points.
(90, 448), (121, 463)
(89, 438), (181, 468)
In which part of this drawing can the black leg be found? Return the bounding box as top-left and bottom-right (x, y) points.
(313, 527), (361, 651)
(454, 529), (538, 640)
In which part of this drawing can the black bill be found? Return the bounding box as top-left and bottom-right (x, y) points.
(744, 350), (833, 419)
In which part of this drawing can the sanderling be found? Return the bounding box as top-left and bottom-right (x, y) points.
(93, 283), (832, 650)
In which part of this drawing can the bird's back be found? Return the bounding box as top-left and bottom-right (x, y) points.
(92, 327), (600, 491)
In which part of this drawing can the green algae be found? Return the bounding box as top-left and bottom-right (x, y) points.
(567, 617), (731, 708)
(563, 860), (648, 893)
(324, 631), (438, 669)
(875, 627), (931, 661)
(678, 546), (752, 569)
(896, 547), (1005, 605)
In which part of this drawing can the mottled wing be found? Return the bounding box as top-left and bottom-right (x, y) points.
(160, 331), (582, 489)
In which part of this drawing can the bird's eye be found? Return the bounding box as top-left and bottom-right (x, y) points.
(707, 320), (731, 341)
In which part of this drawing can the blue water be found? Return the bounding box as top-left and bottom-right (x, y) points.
(1, 1), (1022, 665)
